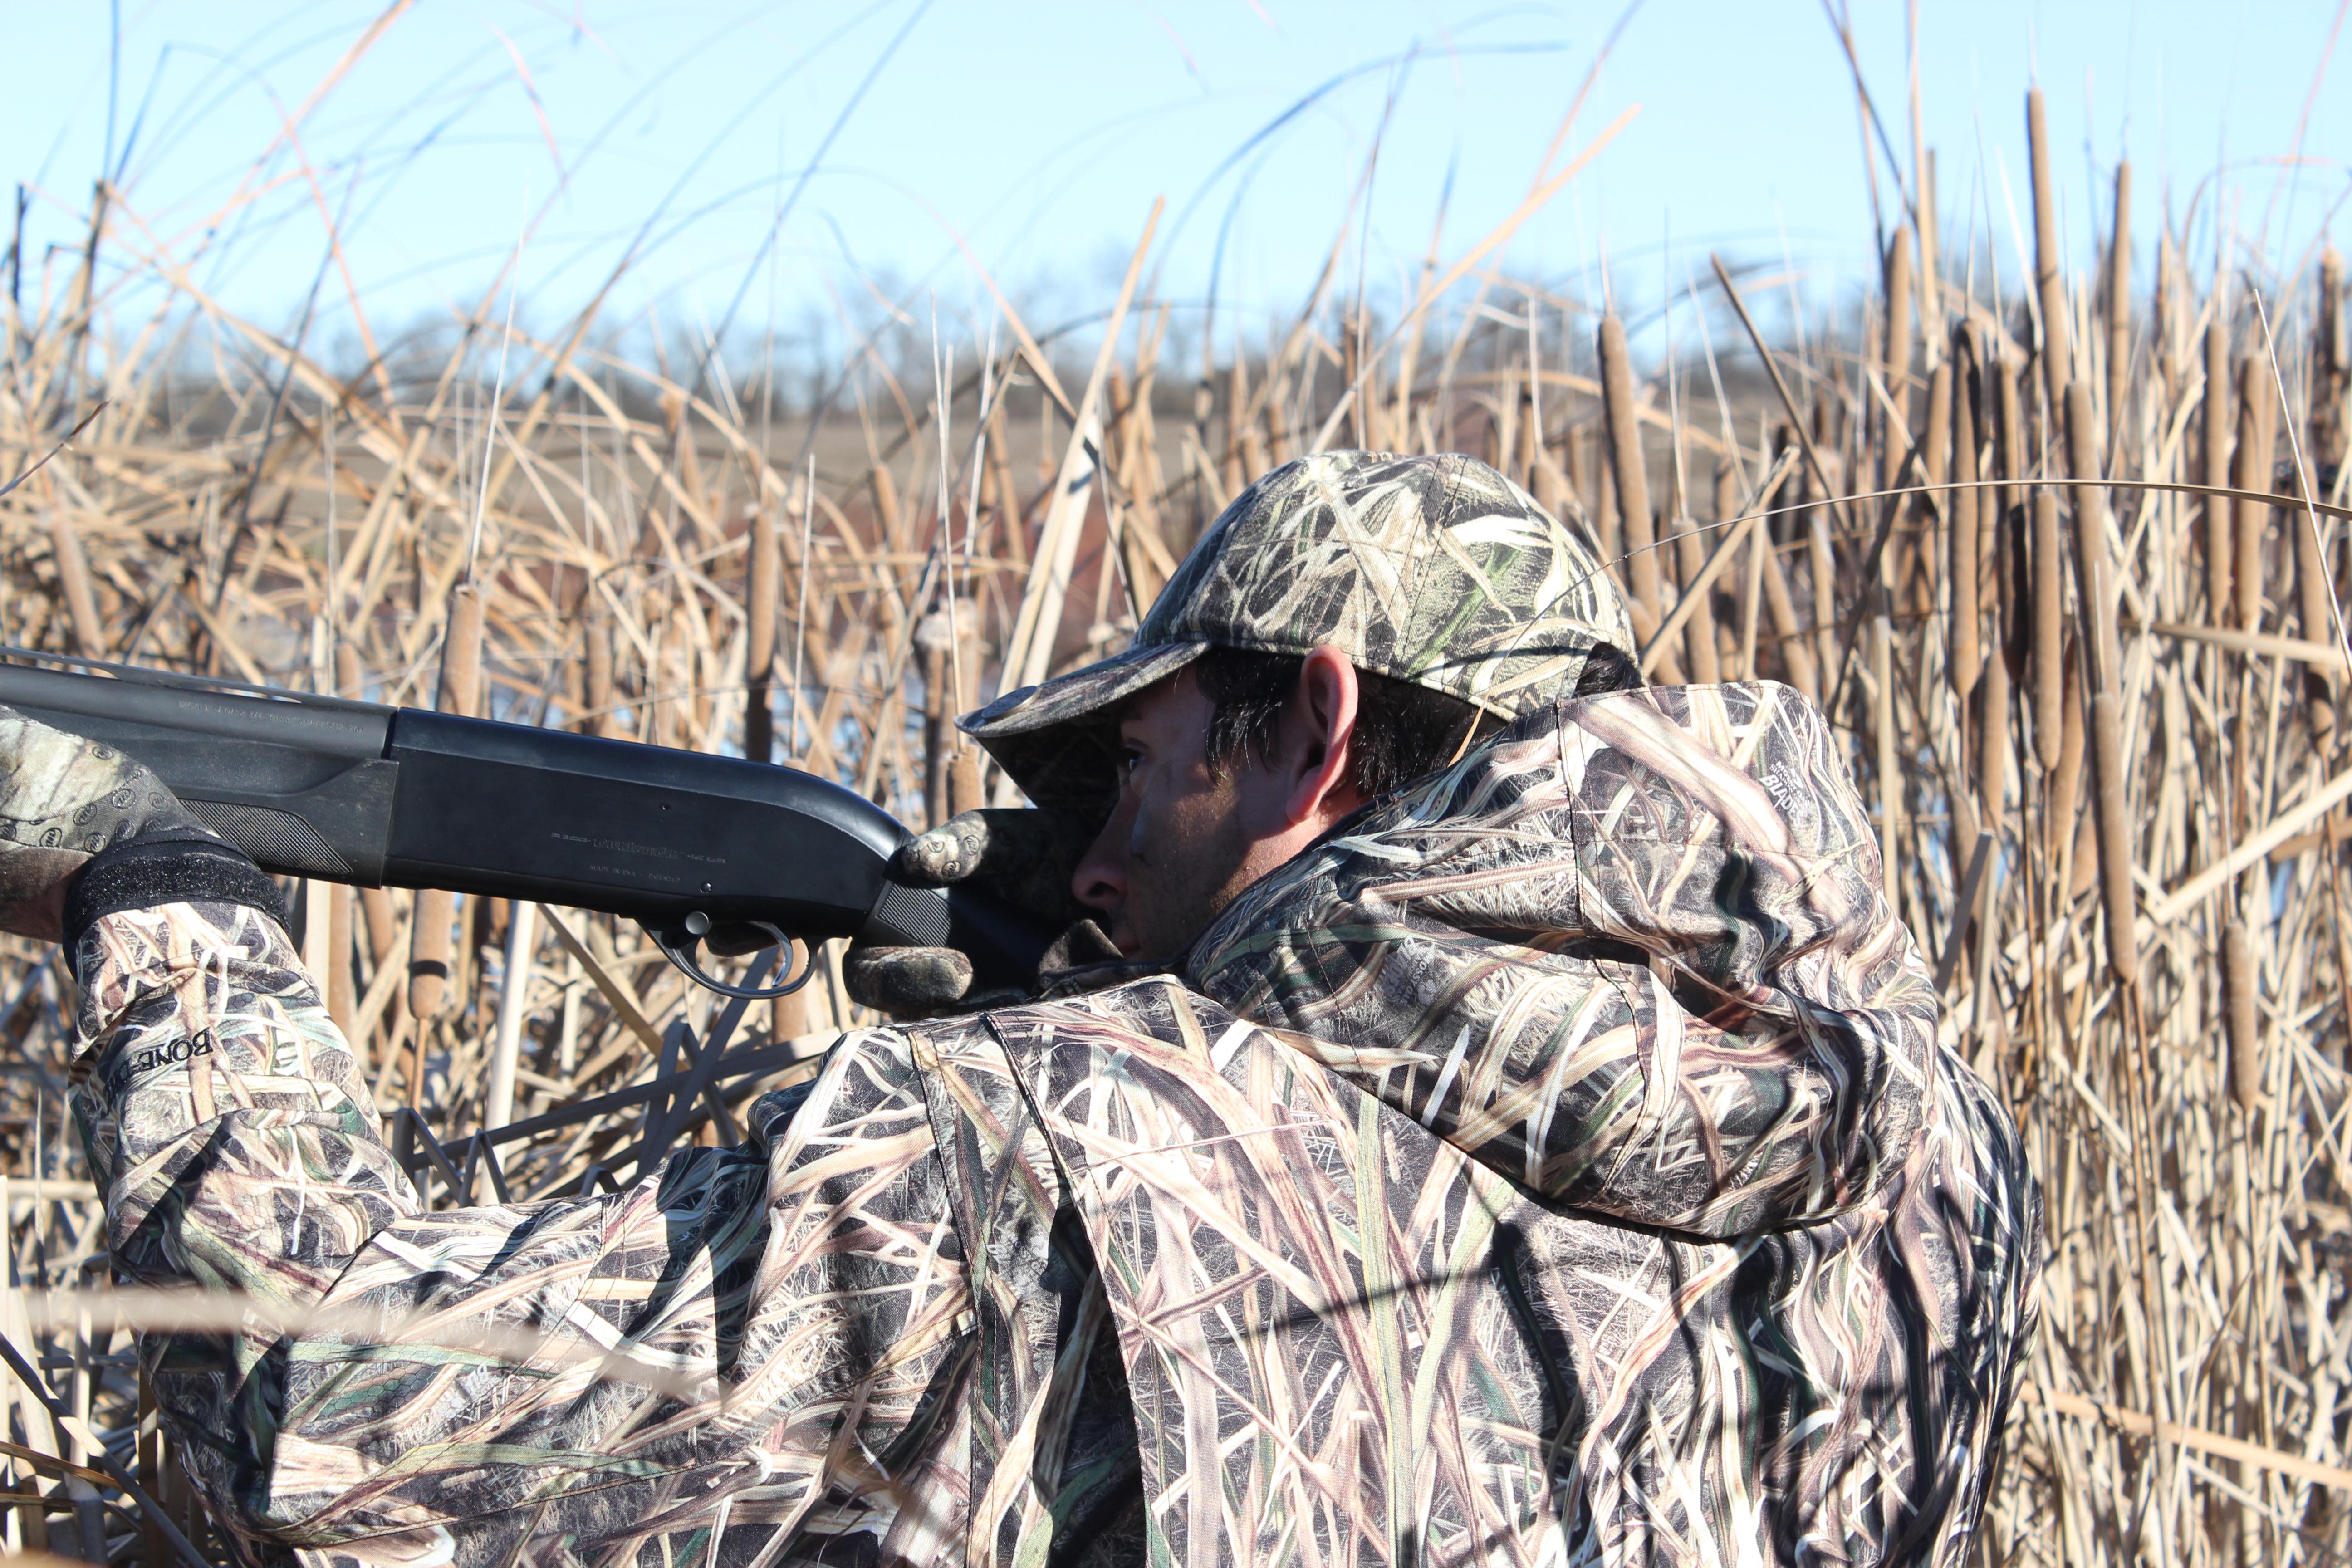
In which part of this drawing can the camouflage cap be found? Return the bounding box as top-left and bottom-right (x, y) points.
(961, 450), (1636, 807)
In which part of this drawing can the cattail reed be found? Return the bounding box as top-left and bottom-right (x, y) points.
(1921, 358), (1952, 622)
(1673, 511), (1720, 683)
(0, 67), (2346, 1563)
(2028, 89), (2072, 408)
(47, 512), (105, 657)
(1980, 635), (2010, 843)
(2234, 356), (2276, 633)
(1598, 314), (1662, 638)
(2032, 491), (2063, 771)
(2224, 917), (2260, 1110)
(2317, 247), (2348, 473)
(1882, 231), (1916, 487)
(2051, 642), (2087, 863)
(409, 584), (484, 1028)
(745, 502), (779, 764)
(1950, 331), (1982, 699)
(2205, 315), (2236, 625)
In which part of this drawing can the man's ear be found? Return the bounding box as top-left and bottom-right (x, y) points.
(1284, 646), (1362, 827)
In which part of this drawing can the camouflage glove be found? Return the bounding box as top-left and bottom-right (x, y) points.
(844, 808), (1111, 1018)
(0, 706), (210, 941)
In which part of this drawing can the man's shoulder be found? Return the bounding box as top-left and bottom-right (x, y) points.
(1552, 678), (1863, 847)
(1554, 677), (1829, 746)
(947, 971), (1206, 1034)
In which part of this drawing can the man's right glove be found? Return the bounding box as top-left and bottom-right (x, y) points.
(844, 808), (1118, 1018)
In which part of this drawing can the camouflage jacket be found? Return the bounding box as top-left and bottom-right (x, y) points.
(65, 680), (2041, 1568)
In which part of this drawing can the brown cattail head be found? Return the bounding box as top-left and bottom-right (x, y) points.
(413, 582), (487, 1024)
(2032, 491), (2064, 772)
(2294, 484), (2340, 751)
(1918, 358), (1952, 622)
(1878, 232), (1917, 508)
(917, 608), (954, 830)
(1883, 230), (1917, 441)
(2154, 231), (2188, 403)
(2234, 355), (2278, 633)
(1995, 353), (2026, 520)
(436, 583), (485, 720)
(1950, 336), (1981, 700)
(1597, 314), (1661, 632)
(2224, 917), (2262, 1111)
(2051, 639), (2087, 859)
(2204, 314), (2235, 625)
(745, 501), (779, 765)
(2027, 88), (2072, 410)
(2090, 687), (2139, 985)
(583, 603), (613, 740)
(1980, 637), (2011, 845)
(2293, 485), (2334, 649)
(361, 886), (398, 968)
(325, 882), (356, 1039)
(2316, 246), (2347, 472)
(948, 742), (986, 819)
(409, 888), (457, 1029)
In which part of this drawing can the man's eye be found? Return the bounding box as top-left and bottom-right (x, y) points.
(1116, 746), (1143, 778)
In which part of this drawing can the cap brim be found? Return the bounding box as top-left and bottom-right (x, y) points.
(958, 641), (1209, 806)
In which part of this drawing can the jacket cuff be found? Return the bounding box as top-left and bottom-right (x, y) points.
(64, 829), (288, 968)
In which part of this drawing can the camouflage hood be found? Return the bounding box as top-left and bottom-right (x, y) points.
(1182, 678), (1952, 1230)
(962, 450), (1637, 807)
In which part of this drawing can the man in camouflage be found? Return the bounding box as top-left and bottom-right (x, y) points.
(0, 451), (2041, 1567)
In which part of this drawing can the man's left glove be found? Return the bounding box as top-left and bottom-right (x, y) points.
(0, 706), (216, 942)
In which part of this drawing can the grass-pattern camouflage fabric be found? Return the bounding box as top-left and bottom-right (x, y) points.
(64, 680), (2036, 1567)
(0, 704), (201, 915)
(71, 901), (983, 1568)
(1182, 680), (2043, 1558)
(963, 451), (1636, 805)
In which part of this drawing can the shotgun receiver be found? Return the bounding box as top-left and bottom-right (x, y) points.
(0, 651), (1053, 999)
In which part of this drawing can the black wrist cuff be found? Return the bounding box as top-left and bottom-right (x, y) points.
(64, 829), (288, 965)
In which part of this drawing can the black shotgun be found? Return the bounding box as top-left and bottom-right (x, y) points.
(0, 651), (1052, 998)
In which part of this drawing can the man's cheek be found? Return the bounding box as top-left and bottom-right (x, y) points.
(1128, 794), (1185, 881)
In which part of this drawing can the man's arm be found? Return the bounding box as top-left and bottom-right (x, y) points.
(67, 883), (969, 1563)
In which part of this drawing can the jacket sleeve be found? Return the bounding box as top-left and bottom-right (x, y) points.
(66, 897), (970, 1565)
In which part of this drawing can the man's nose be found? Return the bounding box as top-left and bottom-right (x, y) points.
(1071, 799), (1132, 918)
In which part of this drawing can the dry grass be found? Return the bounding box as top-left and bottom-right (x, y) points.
(0, 39), (2348, 1566)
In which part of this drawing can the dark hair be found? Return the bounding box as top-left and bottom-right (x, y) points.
(1191, 643), (1638, 800)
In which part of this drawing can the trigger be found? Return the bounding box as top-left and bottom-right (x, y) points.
(701, 921), (773, 958)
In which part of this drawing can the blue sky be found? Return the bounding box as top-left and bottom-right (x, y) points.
(5, 2), (2345, 362)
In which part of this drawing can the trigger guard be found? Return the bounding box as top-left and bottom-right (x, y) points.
(647, 921), (817, 1000)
